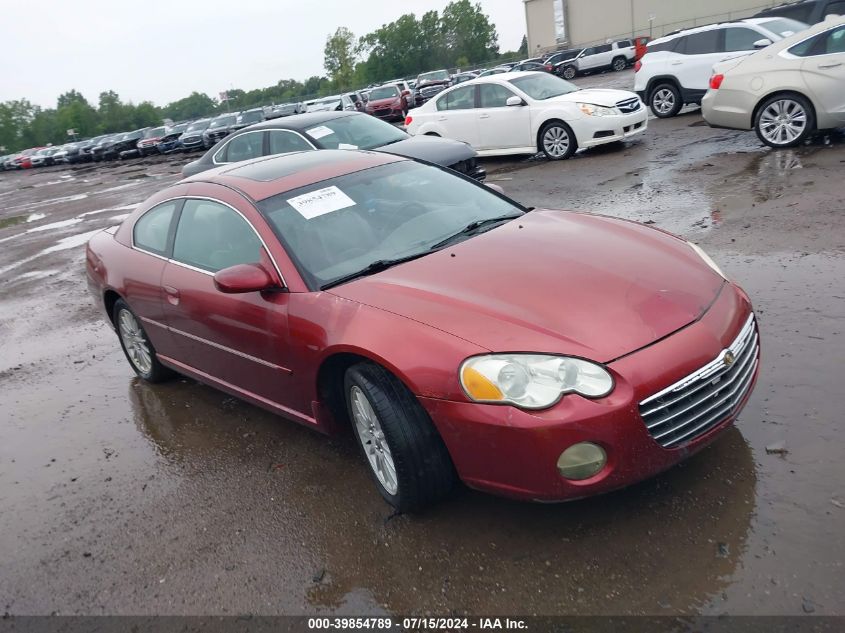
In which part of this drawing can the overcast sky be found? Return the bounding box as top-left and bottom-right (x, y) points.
(0, 0), (526, 109)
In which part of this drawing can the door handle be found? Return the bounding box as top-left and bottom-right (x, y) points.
(479, 113), (491, 119)
(163, 285), (180, 305)
(437, 116), (447, 121)
(818, 62), (842, 69)
(670, 61), (683, 66)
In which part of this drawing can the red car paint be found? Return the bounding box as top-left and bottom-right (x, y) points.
(86, 151), (758, 502)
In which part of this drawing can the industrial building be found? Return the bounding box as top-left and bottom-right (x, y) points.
(523, 0), (788, 54)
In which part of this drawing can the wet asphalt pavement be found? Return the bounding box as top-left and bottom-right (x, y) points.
(1, 70), (843, 616)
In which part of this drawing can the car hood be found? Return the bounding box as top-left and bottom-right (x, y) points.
(368, 97), (401, 107)
(330, 210), (724, 362)
(375, 135), (475, 165)
(552, 88), (640, 107)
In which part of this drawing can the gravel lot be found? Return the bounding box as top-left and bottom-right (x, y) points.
(1, 70), (843, 616)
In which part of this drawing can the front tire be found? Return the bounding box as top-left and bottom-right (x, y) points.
(649, 82), (682, 118)
(754, 94), (814, 148)
(344, 362), (456, 512)
(562, 66), (577, 80)
(539, 120), (577, 160)
(113, 299), (174, 383)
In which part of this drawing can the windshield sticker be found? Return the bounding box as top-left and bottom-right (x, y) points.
(288, 186), (356, 220)
(306, 125), (334, 139)
(338, 143), (358, 149)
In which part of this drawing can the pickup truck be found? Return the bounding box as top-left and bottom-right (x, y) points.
(555, 39), (637, 79)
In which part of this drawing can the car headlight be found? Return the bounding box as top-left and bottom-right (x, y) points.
(577, 103), (617, 117)
(460, 354), (614, 409)
(687, 241), (727, 279)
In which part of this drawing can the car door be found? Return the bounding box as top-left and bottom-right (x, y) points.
(476, 83), (532, 150)
(671, 28), (726, 91)
(577, 47), (599, 70)
(213, 130), (266, 165)
(160, 191), (298, 411)
(799, 25), (845, 126)
(432, 85), (480, 147)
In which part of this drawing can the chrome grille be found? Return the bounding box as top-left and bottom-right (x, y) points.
(617, 97), (642, 113)
(639, 314), (759, 448)
(420, 85), (445, 97)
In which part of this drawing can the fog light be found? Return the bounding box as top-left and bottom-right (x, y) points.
(557, 443), (606, 480)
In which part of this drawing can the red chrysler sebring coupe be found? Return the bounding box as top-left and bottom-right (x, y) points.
(86, 150), (760, 511)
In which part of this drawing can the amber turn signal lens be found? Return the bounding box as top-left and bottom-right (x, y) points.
(461, 366), (504, 401)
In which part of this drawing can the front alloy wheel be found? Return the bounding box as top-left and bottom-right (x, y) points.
(344, 362), (456, 511)
(755, 95), (814, 148)
(562, 66), (577, 80)
(539, 121), (577, 160)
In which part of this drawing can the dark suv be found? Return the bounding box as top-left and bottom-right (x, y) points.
(754, 0), (845, 24)
(202, 114), (239, 148)
(414, 69), (452, 106)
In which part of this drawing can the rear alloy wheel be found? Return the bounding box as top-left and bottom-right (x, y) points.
(539, 121), (577, 160)
(345, 362), (456, 512)
(755, 94), (814, 148)
(650, 83), (682, 118)
(612, 56), (627, 72)
(113, 299), (174, 383)
(562, 66), (577, 80)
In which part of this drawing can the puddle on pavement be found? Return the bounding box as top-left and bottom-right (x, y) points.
(0, 214), (27, 229)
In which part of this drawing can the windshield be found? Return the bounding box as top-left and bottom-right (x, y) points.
(304, 114), (407, 150)
(417, 70), (450, 83)
(759, 17), (808, 38)
(146, 127), (166, 138)
(237, 110), (263, 124)
(186, 120), (210, 132)
(258, 161), (523, 290)
(168, 123), (188, 134)
(509, 73), (578, 100)
(209, 116), (235, 129)
(369, 86), (400, 100)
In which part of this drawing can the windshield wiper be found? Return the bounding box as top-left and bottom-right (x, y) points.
(428, 214), (523, 250)
(321, 251), (431, 290)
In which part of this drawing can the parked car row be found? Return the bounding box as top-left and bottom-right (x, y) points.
(1, 102), (316, 171)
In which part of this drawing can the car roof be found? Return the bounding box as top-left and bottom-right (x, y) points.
(653, 17), (784, 44)
(181, 149), (405, 201)
(237, 111), (361, 132)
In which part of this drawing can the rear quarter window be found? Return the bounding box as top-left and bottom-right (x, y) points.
(133, 201), (178, 256)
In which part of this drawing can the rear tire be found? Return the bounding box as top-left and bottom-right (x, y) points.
(649, 82), (683, 118)
(754, 93), (814, 148)
(612, 56), (627, 72)
(344, 362), (456, 512)
(113, 299), (174, 383)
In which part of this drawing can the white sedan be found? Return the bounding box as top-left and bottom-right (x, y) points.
(404, 71), (648, 160)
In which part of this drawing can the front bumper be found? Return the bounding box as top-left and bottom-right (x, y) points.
(577, 107), (649, 149)
(419, 283), (758, 502)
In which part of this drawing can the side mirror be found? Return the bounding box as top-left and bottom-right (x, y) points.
(506, 96), (525, 107)
(486, 182), (505, 195)
(214, 263), (276, 294)
(753, 38), (772, 49)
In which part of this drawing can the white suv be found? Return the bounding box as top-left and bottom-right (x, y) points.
(558, 40), (637, 79)
(634, 17), (808, 117)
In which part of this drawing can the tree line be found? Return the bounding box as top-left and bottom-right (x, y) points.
(1, 0), (524, 153)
